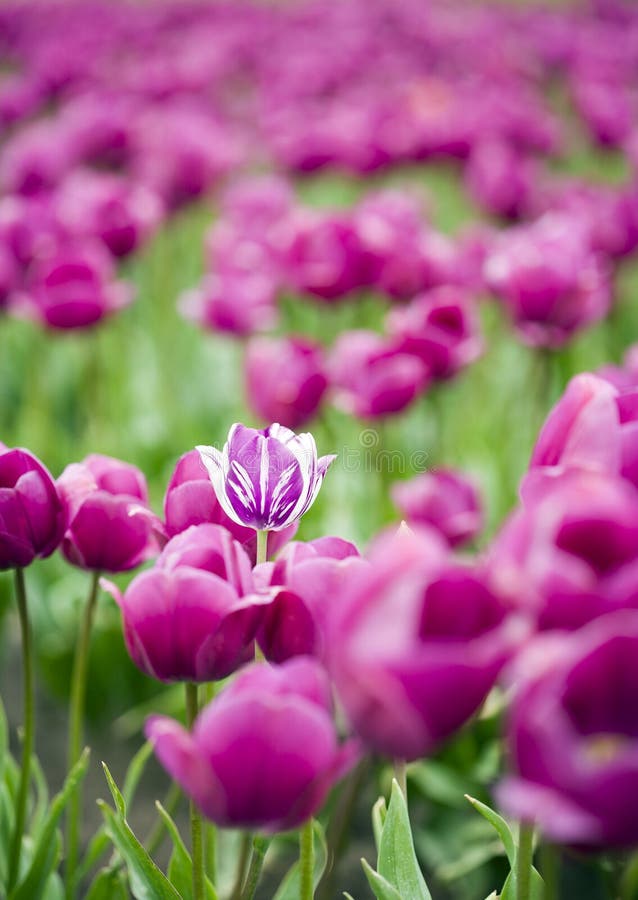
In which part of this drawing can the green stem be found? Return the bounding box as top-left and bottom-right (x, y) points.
(66, 570), (100, 899)
(539, 843), (558, 900)
(231, 832), (252, 900)
(186, 683), (204, 900)
(8, 568), (34, 891)
(300, 819), (315, 900)
(516, 822), (535, 900)
(393, 759), (407, 798)
(256, 529), (269, 565)
(201, 684), (217, 883)
(240, 835), (270, 900)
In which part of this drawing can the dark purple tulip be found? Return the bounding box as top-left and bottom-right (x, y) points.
(58, 455), (159, 572)
(484, 215), (612, 348)
(392, 469), (483, 547)
(9, 240), (133, 331)
(106, 565), (265, 683)
(329, 526), (527, 760)
(386, 286), (483, 380)
(179, 273), (278, 338)
(244, 336), (328, 429)
(489, 469), (638, 631)
(197, 423), (335, 532)
(0, 194), (63, 270)
(255, 537), (362, 663)
(329, 330), (428, 419)
(498, 611), (638, 847)
(0, 120), (72, 195)
(146, 658), (359, 830)
(55, 170), (163, 258)
(598, 345), (638, 392)
(572, 78), (634, 148)
(465, 139), (539, 220)
(0, 445), (64, 570)
(163, 449), (297, 561)
(157, 524), (254, 597)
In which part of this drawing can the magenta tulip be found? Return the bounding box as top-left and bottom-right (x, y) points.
(392, 469), (483, 547)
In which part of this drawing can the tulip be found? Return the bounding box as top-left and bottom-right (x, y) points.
(157, 524), (254, 597)
(484, 214), (612, 348)
(498, 611), (638, 847)
(0, 444), (64, 569)
(329, 330), (428, 418)
(464, 139), (539, 220)
(58, 454), (158, 572)
(163, 449), (297, 561)
(179, 272), (278, 338)
(146, 658), (359, 830)
(106, 565), (264, 683)
(197, 423), (335, 532)
(392, 469), (483, 547)
(9, 239), (133, 331)
(244, 336), (328, 429)
(329, 526), (527, 760)
(386, 286), (483, 380)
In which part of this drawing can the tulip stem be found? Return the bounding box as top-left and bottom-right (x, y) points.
(256, 529), (269, 565)
(231, 832), (252, 900)
(8, 568), (34, 891)
(201, 684), (217, 884)
(240, 835), (270, 900)
(300, 819), (315, 900)
(66, 570), (100, 899)
(186, 683), (204, 900)
(516, 822), (535, 900)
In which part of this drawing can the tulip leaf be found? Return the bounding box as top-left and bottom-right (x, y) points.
(0, 697), (8, 783)
(372, 797), (387, 852)
(465, 795), (516, 866)
(10, 749), (90, 900)
(376, 780), (432, 900)
(361, 859), (403, 900)
(98, 801), (182, 900)
(102, 762), (127, 818)
(156, 802), (217, 900)
(272, 819), (327, 900)
(85, 867), (129, 900)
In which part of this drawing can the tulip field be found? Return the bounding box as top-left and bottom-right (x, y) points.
(3, 0), (638, 898)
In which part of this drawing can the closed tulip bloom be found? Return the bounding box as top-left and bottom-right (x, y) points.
(58, 455), (159, 572)
(0, 444), (64, 569)
(465, 140), (539, 220)
(330, 330), (428, 419)
(163, 449), (297, 561)
(392, 469), (483, 547)
(145, 658), (359, 830)
(179, 272), (278, 338)
(484, 215), (612, 348)
(386, 287), (483, 380)
(9, 240), (133, 330)
(157, 524), (254, 597)
(329, 526), (527, 760)
(197, 423), (335, 532)
(498, 612), (638, 847)
(107, 565), (264, 683)
(244, 336), (328, 429)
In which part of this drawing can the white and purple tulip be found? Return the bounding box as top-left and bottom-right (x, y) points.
(197, 423), (336, 532)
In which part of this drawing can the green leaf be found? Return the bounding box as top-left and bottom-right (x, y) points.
(85, 867), (129, 900)
(41, 870), (64, 900)
(0, 780), (15, 885)
(500, 865), (544, 900)
(361, 859), (402, 900)
(102, 763), (126, 818)
(377, 781), (432, 900)
(98, 801), (181, 900)
(465, 795), (516, 866)
(343, 894), (356, 899)
(30, 755), (50, 839)
(409, 760), (474, 809)
(272, 820), (327, 900)
(372, 798), (387, 853)
(0, 697), (8, 783)
(156, 802), (217, 900)
(10, 749), (90, 900)
(436, 841), (505, 882)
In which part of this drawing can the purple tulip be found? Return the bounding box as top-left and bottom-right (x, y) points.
(197, 424), (335, 532)
(0, 194), (63, 270)
(329, 330), (428, 419)
(329, 526), (528, 760)
(157, 524), (254, 597)
(179, 272), (278, 338)
(146, 658), (359, 830)
(255, 537), (362, 663)
(0, 120), (72, 195)
(244, 336), (328, 429)
(465, 139), (539, 220)
(163, 449), (297, 561)
(572, 78), (634, 148)
(386, 286), (483, 380)
(489, 469), (638, 631)
(0, 444), (64, 570)
(58, 455), (159, 572)
(9, 240), (133, 331)
(484, 215), (612, 348)
(106, 564), (264, 683)
(392, 469), (483, 547)
(498, 611), (638, 847)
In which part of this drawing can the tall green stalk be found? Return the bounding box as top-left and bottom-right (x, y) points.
(66, 570), (100, 899)
(256, 529), (269, 566)
(8, 568), (34, 891)
(299, 819), (315, 900)
(186, 683), (204, 900)
(516, 822), (535, 900)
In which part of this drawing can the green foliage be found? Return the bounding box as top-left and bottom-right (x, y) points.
(273, 820), (327, 900)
